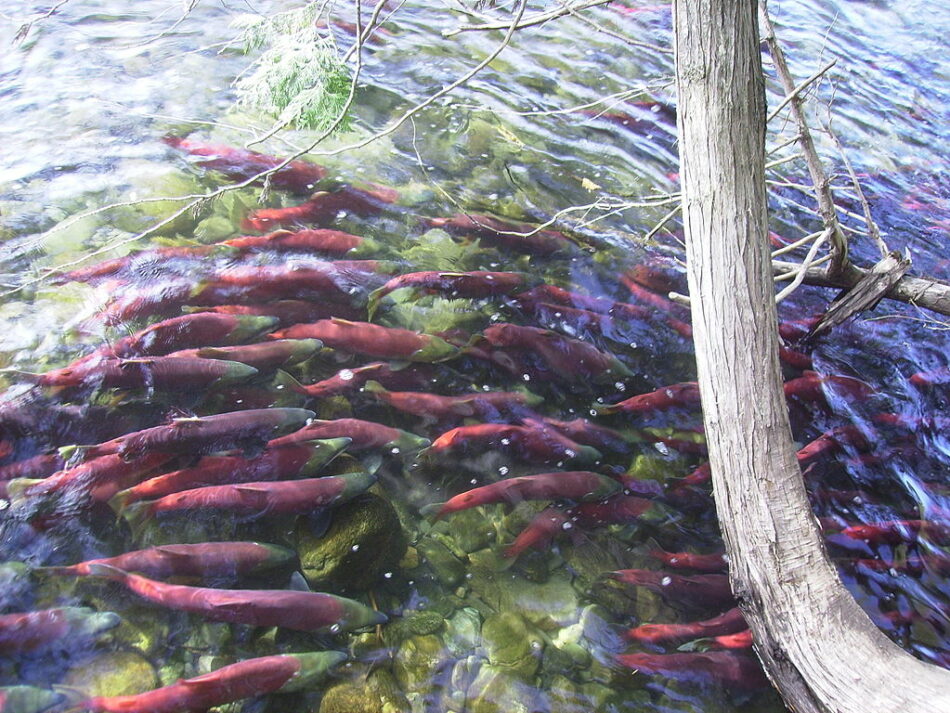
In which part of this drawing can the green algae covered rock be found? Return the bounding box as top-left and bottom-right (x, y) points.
(320, 668), (409, 713)
(466, 666), (544, 713)
(480, 612), (543, 680)
(392, 634), (448, 695)
(297, 493), (407, 592)
(61, 650), (160, 698)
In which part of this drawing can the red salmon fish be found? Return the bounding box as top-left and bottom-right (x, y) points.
(164, 136), (327, 194)
(616, 651), (768, 691)
(222, 228), (365, 255)
(425, 422), (602, 465)
(242, 184), (399, 231)
(369, 271), (530, 315)
(77, 407), (314, 460)
(86, 564), (385, 632)
(270, 318), (459, 362)
(598, 382), (701, 415)
(163, 339), (321, 372)
(648, 547), (728, 573)
(22, 357), (257, 391)
(0, 453), (66, 483)
(435, 471), (621, 520)
(110, 438), (350, 508)
(783, 371), (876, 404)
(427, 213), (574, 255)
(840, 519), (950, 546)
(611, 569), (735, 609)
(55, 244), (218, 284)
(364, 381), (541, 421)
(79, 652), (346, 713)
(537, 417), (636, 454)
(182, 300), (362, 327)
(569, 495), (659, 528)
(625, 607), (747, 645)
(40, 542), (295, 580)
(285, 362), (436, 399)
(710, 629), (754, 649)
(504, 507), (572, 558)
(7, 452), (172, 505)
(482, 323), (632, 382)
(0, 607), (119, 655)
(267, 418), (430, 452)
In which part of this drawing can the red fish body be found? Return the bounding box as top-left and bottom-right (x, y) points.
(222, 228), (365, 255)
(625, 260), (688, 295)
(796, 424), (871, 465)
(649, 548), (728, 573)
(56, 245), (217, 285)
(504, 507), (571, 559)
(626, 607), (747, 645)
(271, 318), (459, 362)
(426, 422), (602, 465)
(269, 418), (429, 452)
(783, 371), (876, 404)
(242, 185), (399, 231)
(372, 270), (529, 306)
(435, 471), (621, 519)
(80, 408), (314, 460)
(611, 569), (735, 609)
(111, 439), (349, 508)
(482, 323), (631, 382)
(43, 542), (295, 580)
(123, 472), (374, 524)
(621, 273), (691, 317)
(0, 607), (119, 655)
(569, 495), (657, 528)
(291, 362), (436, 399)
(8, 452), (171, 505)
(87, 565), (384, 632)
(427, 213), (573, 255)
(840, 519), (950, 546)
(163, 339), (320, 372)
(26, 357), (257, 391)
(164, 136), (327, 194)
(182, 300), (362, 327)
(599, 382), (701, 415)
(365, 381), (540, 421)
(538, 417), (635, 453)
(616, 651), (767, 691)
(96, 314), (278, 361)
(81, 651), (346, 713)
(0, 454), (65, 483)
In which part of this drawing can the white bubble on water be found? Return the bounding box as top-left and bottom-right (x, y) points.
(661, 576), (672, 586)
(339, 369), (354, 381)
(498, 466), (509, 475)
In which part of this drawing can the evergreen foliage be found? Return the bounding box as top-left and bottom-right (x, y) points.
(234, 4), (351, 132)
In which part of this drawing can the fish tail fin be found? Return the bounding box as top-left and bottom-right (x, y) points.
(33, 564), (82, 578)
(84, 563), (127, 582)
(3, 478), (44, 502)
(0, 368), (42, 383)
(362, 379), (387, 395)
(52, 684), (91, 713)
(366, 286), (386, 320)
(107, 488), (134, 515)
(273, 369), (311, 397)
(118, 502), (152, 541)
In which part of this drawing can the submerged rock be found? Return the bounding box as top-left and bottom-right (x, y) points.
(393, 634), (450, 713)
(320, 668), (409, 713)
(466, 665), (544, 713)
(297, 493), (407, 592)
(416, 535), (466, 588)
(480, 611), (543, 679)
(61, 650), (159, 698)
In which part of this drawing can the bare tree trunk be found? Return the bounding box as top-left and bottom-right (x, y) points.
(672, 1), (950, 711)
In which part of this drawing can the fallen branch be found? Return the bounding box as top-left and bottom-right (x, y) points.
(443, 0), (610, 37)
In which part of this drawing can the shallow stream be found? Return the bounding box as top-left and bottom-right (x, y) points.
(0, 1), (947, 712)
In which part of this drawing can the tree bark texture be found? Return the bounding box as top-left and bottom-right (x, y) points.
(672, 1), (950, 711)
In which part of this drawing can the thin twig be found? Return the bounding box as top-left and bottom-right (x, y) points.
(760, 1), (849, 276)
(443, 0), (609, 37)
(771, 230), (824, 258)
(642, 204), (681, 243)
(765, 59), (837, 124)
(565, 4), (672, 54)
(774, 228), (829, 303)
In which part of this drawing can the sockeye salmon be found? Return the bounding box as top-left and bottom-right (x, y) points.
(40, 541), (295, 580)
(109, 438), (350, 508)
(616, 651), (768, 690)
(20, 357), (257, 391)
(79, 652), (347, 713)
(0, 607), (119, 655)
(434, 471), (621, 520)
(268, 418), (430, 452)
(242, 184), (399, 231)
(368, 270), (530, 316)
(75, 407), (314, 460)
(364, 380), (542, 421)
(163, 339), (321, 372)
(270, 318), (459, 362)
(164, 135), (327, 194)
(610, 569), (735, 609)
(86, 564), (385, 632)
(625, 607), (747, 645)
(425, 422), (602, 465)
(426, 214), (574, 255)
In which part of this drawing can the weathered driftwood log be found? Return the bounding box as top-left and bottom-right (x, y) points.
(807, 251), (911, 339)
(672, 1), (950, 712)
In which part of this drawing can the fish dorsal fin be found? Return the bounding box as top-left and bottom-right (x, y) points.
(330, 317), (357, 326)
(153, 545), (196, 559)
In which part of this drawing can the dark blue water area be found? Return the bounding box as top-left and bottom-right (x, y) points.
(0, 1), (947, 712)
